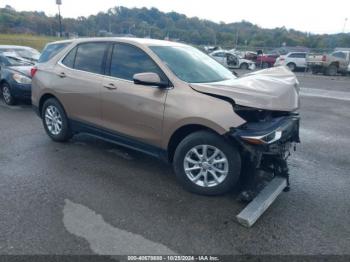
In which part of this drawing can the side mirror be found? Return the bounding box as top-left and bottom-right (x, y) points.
(133, 72), (168, 88)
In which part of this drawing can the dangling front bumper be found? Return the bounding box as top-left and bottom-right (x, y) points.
(228, 114), (300, 202)
(229, 114), (300, 156)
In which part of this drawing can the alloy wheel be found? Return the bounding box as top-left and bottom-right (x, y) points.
(2, 86), (11, 104)
(45, 105), (63, 135)
(183, 145), (229, 188)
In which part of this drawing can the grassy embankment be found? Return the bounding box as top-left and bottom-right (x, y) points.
(0, 34), (61, 51)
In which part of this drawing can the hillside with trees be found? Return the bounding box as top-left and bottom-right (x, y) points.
(0, 5), (349, 50)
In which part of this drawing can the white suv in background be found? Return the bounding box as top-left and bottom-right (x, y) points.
(274, 52), (307, 71)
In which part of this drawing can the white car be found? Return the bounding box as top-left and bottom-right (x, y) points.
(274, 52), (307, 71)
(210, 50), (256, 70)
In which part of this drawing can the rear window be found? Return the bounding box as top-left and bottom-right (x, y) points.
(38, 42), (70, 63)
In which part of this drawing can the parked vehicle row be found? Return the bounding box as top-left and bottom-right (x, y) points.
(204, 46), (350, 75)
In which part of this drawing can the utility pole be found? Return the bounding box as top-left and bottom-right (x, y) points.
(56, 0), (63, 37)
(343, 18), (348, 33)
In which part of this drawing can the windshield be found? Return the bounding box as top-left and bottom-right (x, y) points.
(150, 46), (235, 83)
(6, 56), (33, 66)
(15, 48), (40, 61)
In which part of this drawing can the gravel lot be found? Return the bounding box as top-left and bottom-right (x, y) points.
(0, 71), (349, 256)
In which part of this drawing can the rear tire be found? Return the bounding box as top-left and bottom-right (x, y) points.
(42, 98), (72, 142)
(311, 67), (319, 74)
(326, 64), (338, 76)
(1, 83), (16, 106)
(173, 131), (241, 196)
(287, 62), (296, 72)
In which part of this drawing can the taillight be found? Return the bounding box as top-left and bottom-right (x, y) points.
(280, 58), (285, 61)
(322, 55), (327, 62)
(30, 67), (38, 78)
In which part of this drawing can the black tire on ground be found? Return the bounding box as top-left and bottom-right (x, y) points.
(173, 131), (241, 196)
(287, 62), (296, 72)
(1, 82), (16, 105)
(325, 64), (338, 76)
(240, 63), (249, 70)
(311, 67), (319, 74)
(262, 62), (269, 69)
(42, 98), (72, 142)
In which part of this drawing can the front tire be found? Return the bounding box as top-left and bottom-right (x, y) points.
(1, 83), (16, 105)
(42, 98), (72, 142)
(240, 63), (249, 70)
(262, 62), (269, 69)
(173, 131), (241, 196)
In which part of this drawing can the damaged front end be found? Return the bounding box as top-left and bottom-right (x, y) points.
(190, 67), (301, 201)
(229, 106), (300, 202)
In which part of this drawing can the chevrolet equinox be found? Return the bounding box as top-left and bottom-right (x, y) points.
(32, 38), (300, 196)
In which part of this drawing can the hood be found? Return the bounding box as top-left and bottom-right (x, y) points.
(9, 66), (32, 78)
(190, 66), (300, 112)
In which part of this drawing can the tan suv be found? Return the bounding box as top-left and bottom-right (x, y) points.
(32, 38), (300, 196)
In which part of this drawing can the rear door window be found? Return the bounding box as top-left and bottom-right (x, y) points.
(74, 42), (108, 74)
(289, 53), (306, 58)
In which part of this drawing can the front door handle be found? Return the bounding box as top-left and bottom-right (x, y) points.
(57, 72), (66, 78)
(103, 83), (117, 90)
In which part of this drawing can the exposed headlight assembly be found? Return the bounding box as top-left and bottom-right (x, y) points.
(240, 130), (283, 145)
(12, 73), (32, 84)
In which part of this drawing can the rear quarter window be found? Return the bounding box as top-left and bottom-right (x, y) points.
(62, 47), (77, 68)
(39, 42), (70, 63)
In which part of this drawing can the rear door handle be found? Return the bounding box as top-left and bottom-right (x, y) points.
(57, 72), (66, 78)
(103, 83), (117, 90)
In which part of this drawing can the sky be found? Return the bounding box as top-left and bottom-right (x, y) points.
(2, 0), (350, 34)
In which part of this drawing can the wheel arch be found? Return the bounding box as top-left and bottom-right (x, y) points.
(329, 62), (339, 68)
(38, 93), (59, 117)
(240, 62), (248, 68)
(0, 79), (9, 87)
(167, 124), (221, 162)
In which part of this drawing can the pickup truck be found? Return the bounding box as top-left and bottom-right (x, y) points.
(307, 51), (350, 76)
